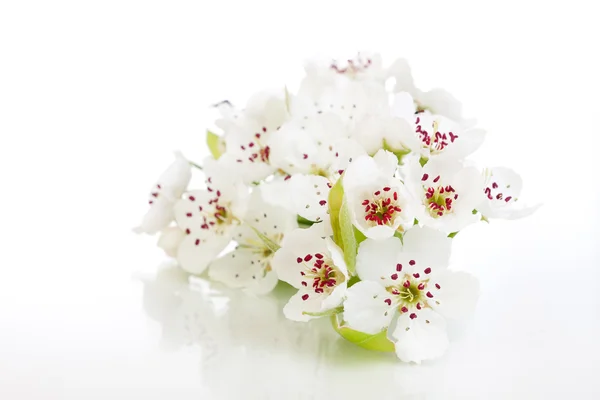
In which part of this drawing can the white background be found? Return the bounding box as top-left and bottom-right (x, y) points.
(1, 1), (599, 399)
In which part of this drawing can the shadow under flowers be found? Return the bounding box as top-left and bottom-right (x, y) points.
(139, 264), (448, 400)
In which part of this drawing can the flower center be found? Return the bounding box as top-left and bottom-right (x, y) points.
(421, 174), (458, 218)
(330, 54), (373, 76)
(236, 127), (273, 164)
(415, 117), (458, 154)
(398, 282), (421, 304)
(484, 180), (515, 204)
(382, 260), (441, 320)
(296, 252), (345, 300)
(362, 187), (402, 226)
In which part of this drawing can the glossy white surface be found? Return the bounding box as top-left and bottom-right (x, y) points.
(1, 1), (599, 399)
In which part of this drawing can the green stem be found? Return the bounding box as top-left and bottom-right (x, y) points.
(189, 161), (203, 170)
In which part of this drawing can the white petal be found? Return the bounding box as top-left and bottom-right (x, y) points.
(271, 224), (329, 288)
(420, 88), (464, 124)
(156, 151), (192, 199)
(344, 281), (395, 334)
(321, 282), (347, 310)
(401, 226), (451, 269)
(392, 309), (449, 363)
(173, 190), (213, 232)
(288, 174), (331, 222)
(240, 188), (298, 240)
(372, 149), (399, 177)
(283, 290), (327, 322)
(388, 58), (418, 95)
(429, 270), (479, 320)
(325, 238), (349, 278)
(208, 249), (266, 289)
(331, 138), (367, 173)
(134, 196), (174, 235)
(356, 237), (403, 282)
(244, 270), (279, 295)
(452, 166), (487, 211)
(343, 154), (382, 189)
(260, 177), (296, 211)
(391, 92), (416, 119)
(157, 226), (186, 258)
(177, 234), (230, 275)
(382, 118), (422, 156)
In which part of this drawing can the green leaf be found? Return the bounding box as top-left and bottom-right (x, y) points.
(297, 215), (315, 228)
(347, 275), (361, 288)
(393, 230), (404, 244)
(206, 130), (224, 159)
(413, 218), (419, 225)
(328, 177), (344, 247)
(339, 197), (358, 275)
(353, 227), (367, 245)
(330, 315), (395, 352)
(447, 231), (459, 238)
(250, 226), (281, 253)
(419, 156), (428, 167)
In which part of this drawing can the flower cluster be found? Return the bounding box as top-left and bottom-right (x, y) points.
(135, 53), (538, 363)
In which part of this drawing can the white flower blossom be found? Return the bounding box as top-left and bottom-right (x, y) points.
(478, 167), (540, 219)
(208, 188), (297, 295)
(172, 155), (249, 274)
(134, 151), (192, 235)
(387, 58), (475, 128)
(272, 223), (348, 321)
(406, 158), (484, 234)
(344, 227), (479, 363)
(344, 150), (415, 239)
(221, 91), (289, 183)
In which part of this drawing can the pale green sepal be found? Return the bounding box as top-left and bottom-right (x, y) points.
(330, 314), (395, 352)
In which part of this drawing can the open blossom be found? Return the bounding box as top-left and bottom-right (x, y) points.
(304, 52), (386, 85)
(411, 111), (485, 162)
(172, 155), (249, 274)
(221, 91), (289, 184)
(344, 227), (479, 363)
(387, 58), (475, 128)
(272, 223), (348, 321)
(344, 150), (415, 239)
(134, 151), (192, 235)
(262, 122), (365, 223)
(208, 188), (297, 295)
(136, 52), (537, 363)
(267, 112), (364, 176)
(478, 167), (541, 219)
(406, 158), (484, 234)
(292, 53), (389, 128)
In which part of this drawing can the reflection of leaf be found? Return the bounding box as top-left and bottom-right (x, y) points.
(328, 177), (344, 246)
(330, 315), (395, 352)
(250, 226), (280, 253)
(207, 130), (224, 159)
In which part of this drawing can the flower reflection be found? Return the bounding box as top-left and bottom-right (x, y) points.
(140, 264), (446, 399)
